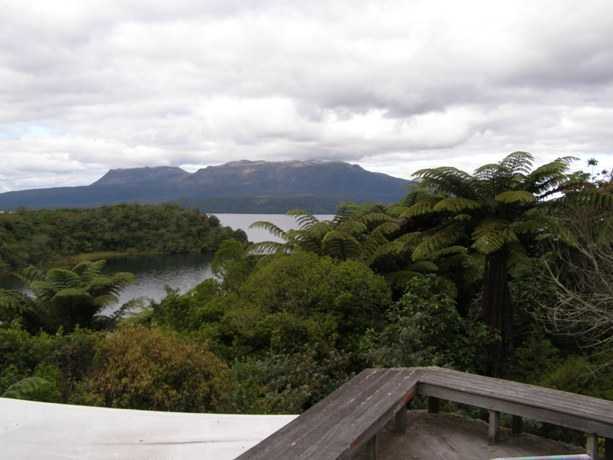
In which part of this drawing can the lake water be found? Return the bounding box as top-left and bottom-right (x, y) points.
(1, 213), (334, 309)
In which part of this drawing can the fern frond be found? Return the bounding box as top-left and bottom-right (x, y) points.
(412, 224), (463, 261)
(322, 231), (361, 260)
(288, 210), (320, 230)
(471, 219), (517, 254)
(401, 199), (438, 218)
(433, 197), (481, 213)
(495, 190), (535, 204)
(46, 269), (81, 290)
(408, 261), (439, 273)
(2, 377), (56, 401)
(358, 212), (394, 226)
(249, 221), (288, 240)
(249, 241), (289, 255)
(386, 206), (411, 217)
(414, 167), (479, 199)
(499, 151), (534, 175)
(337, 220), (368, 236)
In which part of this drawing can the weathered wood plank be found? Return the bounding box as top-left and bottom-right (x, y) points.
(418, 367), (613, 438)
(418, 382), (613, 439)
(236, 368), (391, 460)
(311, 369), (419, 459)
(419, 368), (613, 424)
(240, 367), (613, 459)
(238, 368), (419, 460)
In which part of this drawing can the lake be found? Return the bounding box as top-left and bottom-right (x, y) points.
(1, 213), (334, 309)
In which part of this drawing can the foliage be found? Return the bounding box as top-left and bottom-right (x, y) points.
(0, 152), (611, 428)
(0, 204), (246, 271)
(81, 326), (232, 412)
(231, 349), (355, 414)
(2, 376), (60, 402)
(13, 260), (135, 332)
(361, 274), (492, 372)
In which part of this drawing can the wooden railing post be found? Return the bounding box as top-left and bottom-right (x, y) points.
(365, 434), (379, 460)
(393, 408), (408, 433)
(427, 397), (439, 414)
(586, 433), (598, 460)
(511, 415), (523, 436)
(489, 410), (501, 444)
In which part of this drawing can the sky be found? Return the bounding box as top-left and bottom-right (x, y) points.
(1, 0), (613, 192)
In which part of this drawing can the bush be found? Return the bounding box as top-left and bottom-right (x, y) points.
(231, 349), (354, 414)
(81, 326), (232, 412)
(2, 376), (60, 402)
(240, 252), (391, 340)
(361, 274), (492, 372)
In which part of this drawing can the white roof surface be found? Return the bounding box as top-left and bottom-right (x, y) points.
(0, 397), (296, 459)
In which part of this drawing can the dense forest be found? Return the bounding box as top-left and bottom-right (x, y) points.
(0, 153), (611, 445)
(0, 203), (246, 271)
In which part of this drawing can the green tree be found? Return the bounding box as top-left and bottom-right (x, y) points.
(407, 152), (579, 373)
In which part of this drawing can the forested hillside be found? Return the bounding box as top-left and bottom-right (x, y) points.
(0, 204), (246, 271)
(0, 153), (611, 448)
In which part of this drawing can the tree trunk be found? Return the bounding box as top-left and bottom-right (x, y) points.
(480, 249), (513, 376)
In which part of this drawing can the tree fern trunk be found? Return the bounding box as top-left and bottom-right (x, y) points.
(481, 249), (513, 376)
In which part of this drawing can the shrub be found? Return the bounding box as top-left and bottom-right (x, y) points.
(81, 326), (232, 412)
(361, 274), (492, 372)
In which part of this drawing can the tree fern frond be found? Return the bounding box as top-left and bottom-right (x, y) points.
(2, 377), (56, 401)
(499, 151), (534, 175)
(495, 190), (536, 204)
(322, 231), (361, 260)
(412, 224), (464, 261)
(46, 269), (81, 290)
(249, 221), (288, 240)
(471, 220), (517, 254)
(408, 261), (439, 273)
(433, 197), (481, 213)
(249, 241), (289, 255)
(288, 210), (320, 230)
(337, 220), (368, 236)
(401, 199), (438, 218)
(431, 245), (468, 258)
(527, 156), (577, 195)
(414, 167), (479, 199)
(386, 206), (411, 217)
(358, 212), (394, 226)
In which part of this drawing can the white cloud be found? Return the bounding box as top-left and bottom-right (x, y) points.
(1, 0), (613, 191)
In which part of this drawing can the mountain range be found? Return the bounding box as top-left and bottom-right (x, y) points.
(0, 160), (412, 213)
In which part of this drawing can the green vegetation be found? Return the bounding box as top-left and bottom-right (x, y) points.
(0, 203), (246, 271)
(0, 153), (611, 441)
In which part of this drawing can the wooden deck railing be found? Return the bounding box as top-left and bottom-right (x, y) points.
(237, 367), (613, 460)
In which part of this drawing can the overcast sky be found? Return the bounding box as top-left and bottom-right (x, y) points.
(1, 0), (613, 192)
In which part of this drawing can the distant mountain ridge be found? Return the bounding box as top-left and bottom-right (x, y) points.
(0, 160), (412, 213)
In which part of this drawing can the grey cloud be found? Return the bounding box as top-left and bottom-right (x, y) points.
(1, 0), (613, 190)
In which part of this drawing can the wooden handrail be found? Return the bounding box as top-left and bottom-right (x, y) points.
(238, 367), (613, 460)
